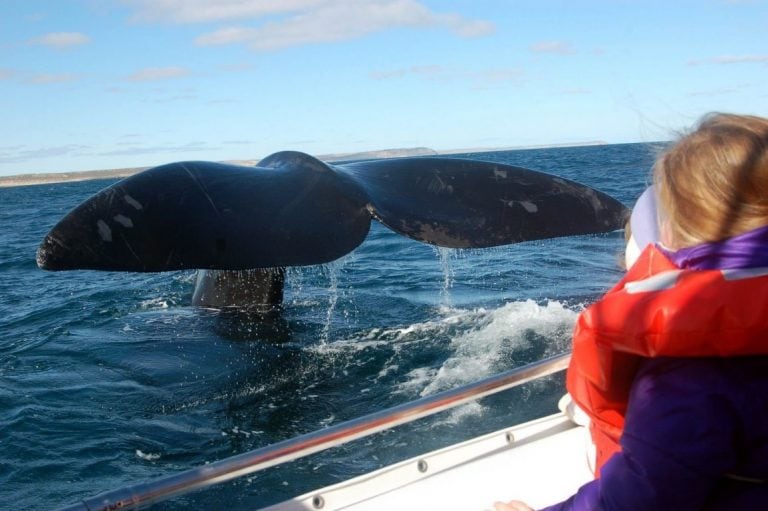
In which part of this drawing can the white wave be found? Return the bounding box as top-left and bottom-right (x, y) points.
(396, 367), (439, 395)
(305, 303), (490, 360)
(223, 426), (262, 438)
(377, 363), (399, 378)
(304, 300), (577, 420)
(306, 338), (394, 355)
(434, 401), (487, 427)
(416, 300), (577, 397)
(174, 271), (198, 284)
(135, 449), (161, 461)
(138, 297), (169, 310)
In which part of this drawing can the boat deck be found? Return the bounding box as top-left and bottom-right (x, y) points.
(264, 413), (593, 511)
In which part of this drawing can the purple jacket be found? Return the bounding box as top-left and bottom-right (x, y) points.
(541, 356), (768, 510)
(542, 226), (768, 510)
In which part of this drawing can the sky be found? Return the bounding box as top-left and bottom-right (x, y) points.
(1, 0), (766, 176)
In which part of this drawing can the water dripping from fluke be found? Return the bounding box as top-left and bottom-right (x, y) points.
(436, 247), (456, 310)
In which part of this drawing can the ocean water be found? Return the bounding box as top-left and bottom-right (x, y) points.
(0, 143), (657, 510)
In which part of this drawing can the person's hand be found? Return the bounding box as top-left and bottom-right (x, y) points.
(493, 501), (534, 511)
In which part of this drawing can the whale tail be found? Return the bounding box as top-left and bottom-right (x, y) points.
(37, 151), (629, 273)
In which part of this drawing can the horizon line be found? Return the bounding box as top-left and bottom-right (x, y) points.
(0, 139), (666, 188)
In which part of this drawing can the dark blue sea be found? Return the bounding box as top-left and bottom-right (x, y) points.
(0, 144), (658, 510)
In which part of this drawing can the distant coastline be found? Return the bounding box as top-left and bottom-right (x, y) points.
(0, 141), (608, 188)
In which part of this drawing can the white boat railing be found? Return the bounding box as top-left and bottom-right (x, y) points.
(58, 352), (571, 511)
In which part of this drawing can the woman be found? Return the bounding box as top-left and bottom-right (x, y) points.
(496, 113), (768, 510)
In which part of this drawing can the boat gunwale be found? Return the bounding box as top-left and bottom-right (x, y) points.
(57, 352), (571, 511)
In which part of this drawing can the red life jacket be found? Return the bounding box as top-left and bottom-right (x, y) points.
(566, 244), (768, 475)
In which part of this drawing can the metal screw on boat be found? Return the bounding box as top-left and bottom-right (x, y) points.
(417, 459), (428, 473)
(505, 431), (515, 444)
(312, 495), (325, 509)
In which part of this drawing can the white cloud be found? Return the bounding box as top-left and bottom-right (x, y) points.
(195, 26), (257, 46)
(99, 141), (219, 156)
(26, 73), (80, 84)
(686, 83), (753, 97)
(370, 65), (523, 89)
(686, 87), (737, 97)
(123, 0), (325, 24)
(370, 65), (445, 80)
(448, 17), (494, 38)
(475, 68), (524, 85)
(688, 54), (768, 65)
(4, 69), (81, 85)
(530, 40), (576, 55)
(29, 32), (91, 48)
(147, 93), (198, 103)
(126, 67), (191, 81)
(0, 145), (89, 163)
(125, 0), (493, 51)
(469, 68), (525, 90)
(218, 62), (254, 72)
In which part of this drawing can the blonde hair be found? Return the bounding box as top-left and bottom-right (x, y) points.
(653, 113), (768, 249)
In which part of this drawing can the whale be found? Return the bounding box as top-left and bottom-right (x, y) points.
(192, 268), (285, 309)
(37, 151), (629, 308)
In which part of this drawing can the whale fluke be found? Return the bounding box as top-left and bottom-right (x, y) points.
(37, 151), (629, 273)
(338, 156), (626, 248)
(37, 155), (370, 271)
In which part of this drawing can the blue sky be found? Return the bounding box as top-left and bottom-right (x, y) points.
(1, 0), (766, 176)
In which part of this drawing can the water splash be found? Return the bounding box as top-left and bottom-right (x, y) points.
(135, 449), (161, 461)
(416, 300), (577, 397)
(284, 266), (305, 299)
(435, 247), (455, 308)
(320, 260), (343, 344)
